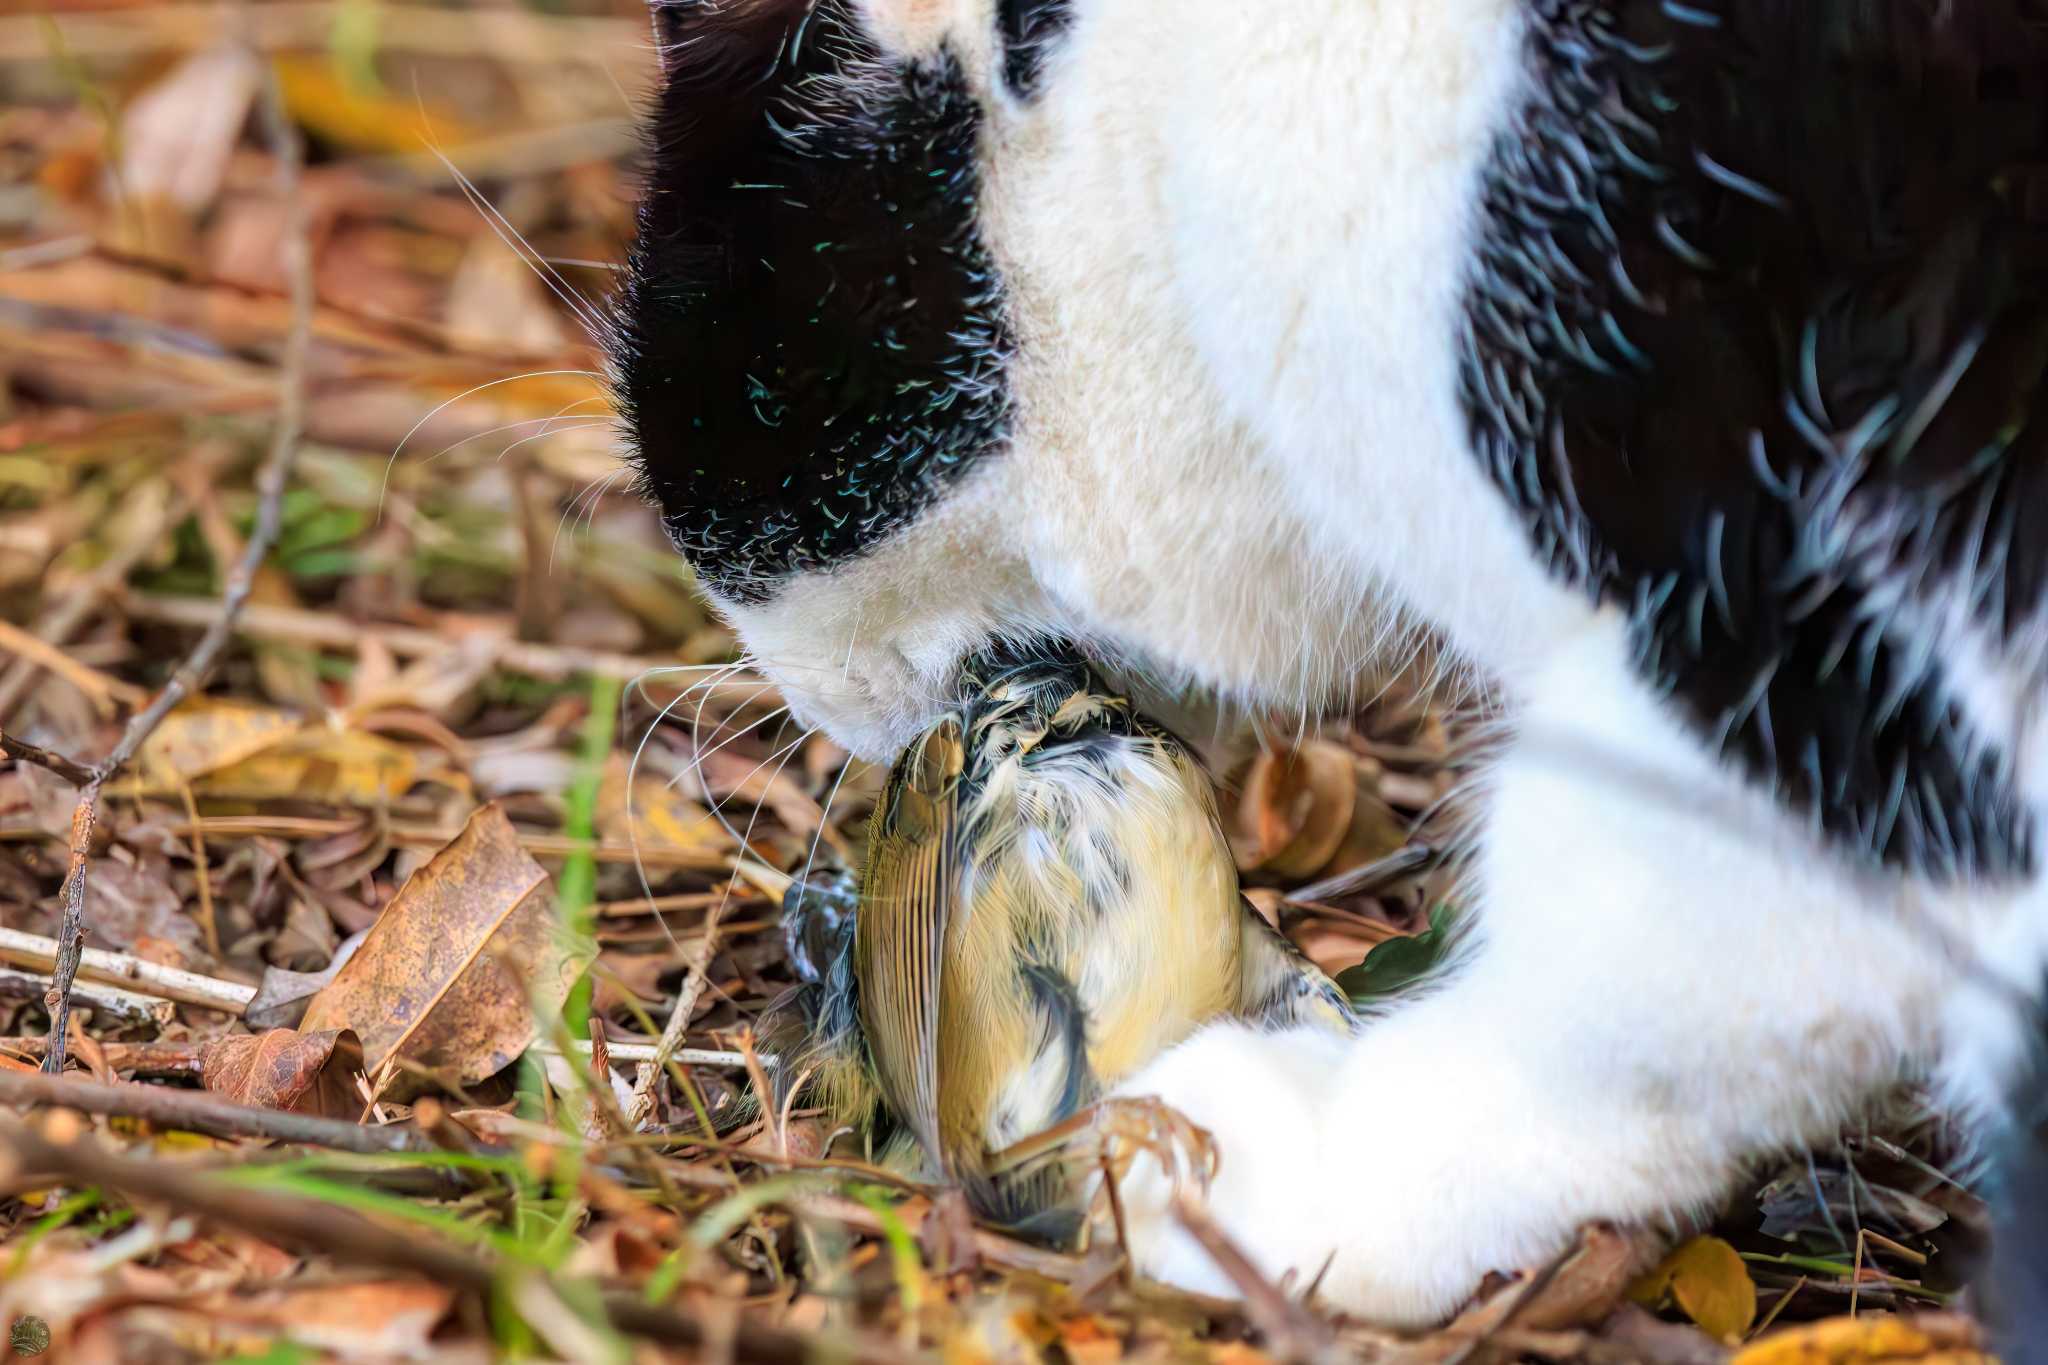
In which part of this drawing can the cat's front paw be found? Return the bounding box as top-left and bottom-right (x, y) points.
(1100, 1022), (1375, 1305)
(1099, 1019), (1577, 1328)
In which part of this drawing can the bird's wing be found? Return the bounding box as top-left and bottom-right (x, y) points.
(856, 718), (965, 1171)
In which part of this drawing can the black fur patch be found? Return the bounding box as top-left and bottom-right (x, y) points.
(615, 0), (1011, 602)
(1461, 0), (2048, 879)
(997, 0), (1074, 99)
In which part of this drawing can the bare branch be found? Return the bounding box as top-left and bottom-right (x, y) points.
(0, 1068), (440, 1155)
(0, 728), (94, 787)
(42, 50), (314, 1077)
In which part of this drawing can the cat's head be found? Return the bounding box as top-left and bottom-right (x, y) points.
(612, 0), (1428, 757)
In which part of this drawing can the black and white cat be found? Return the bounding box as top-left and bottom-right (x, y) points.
(613, 0), (2048, 1334)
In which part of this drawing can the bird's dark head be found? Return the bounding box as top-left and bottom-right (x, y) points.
(612, 0), (1403, 757)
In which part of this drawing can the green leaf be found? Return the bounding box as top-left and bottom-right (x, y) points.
(1335, 904), (1456, 1003)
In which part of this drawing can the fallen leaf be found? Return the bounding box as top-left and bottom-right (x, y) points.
(201, 1028), (364, 1118)
(133, 699), (301, 788)
(84, 853), (199, 956)
(111, 44), (262, 258)
(1058, 1316), (1125, 1365)
(129, 700), (416, 806)
(204, 1280), (456, 1356)
(1231, 739), (1407, 882)
(1731, 1313), (1988, 1365)
(445, 239), (569, 355)
(272, 54), (477, 155)
(1334, 904), (1456, 1001)
(191, 727), (418, 806)
(596, 754), (731, 858)
(1232, 741), (1356, 877)
(300, 804), (582, 1090)
(1631, 1236), (1757, 1344)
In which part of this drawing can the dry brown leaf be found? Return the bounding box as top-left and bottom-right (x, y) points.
(1231, 740), (1407, 881)
(128, 699), (416, 805)
(445, 239), (570, 355)
(245, 928), (367, 1031)
(1057, 1316), (1125, 1365)
(1234, 740), (1355, 876)
(203, 1280), (456, 1356)
(111, 45), (261, 258)
(300, 803), (582, 1090)
(1631, 1236), (1758, 1344)
(200, 1028), (364, 1118)
(83, 853), (198, 956)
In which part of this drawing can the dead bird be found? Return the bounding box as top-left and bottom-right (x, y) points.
(766, 643), (1351, 1243)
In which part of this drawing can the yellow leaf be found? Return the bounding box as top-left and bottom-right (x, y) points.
(133, 699), (302, 787)
(1630, 1236), (1756, 1343)
(197, 727), (417, 806)
(595, 754), (732, 856)
(272, 55), (477, 156)
(1731, 1314), (1991, 1365)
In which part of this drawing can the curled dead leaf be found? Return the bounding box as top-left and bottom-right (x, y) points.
(1231, 740), (1407, 881)
(201, 1028), (364, 1118)
(299, 803), (583, 1093)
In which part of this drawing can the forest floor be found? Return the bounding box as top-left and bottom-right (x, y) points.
(0, 3), (2005, 1361)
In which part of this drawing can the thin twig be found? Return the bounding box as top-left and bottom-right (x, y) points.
(0, 728), (94, 786)
(0, 971), (170, 1029)
(0, 1068), (443, 1155)
(1170, 1194), (1346, 1365)
(0, 925), (258, 1014)
(0, 1037), (207, 1076)
(627, 899), (728, 1129)
(41, 52), (314, 1077)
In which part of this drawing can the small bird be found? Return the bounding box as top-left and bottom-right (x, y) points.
(767, 643), (1352, 1243)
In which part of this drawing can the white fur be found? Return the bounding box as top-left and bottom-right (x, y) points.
(696, 0), (2048, 1322)
(1113, 615), (2042, 1324)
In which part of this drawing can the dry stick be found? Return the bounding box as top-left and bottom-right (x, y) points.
(627, 898), (729, 1129)
(41, 58), (315, 1078)
(0, 926), (257, 1014)
(0, 971), (169, 1029)
(0, 728), (94, 787)
(0, 1114), (908, 1364)
(0, 1068), (441, 1155)
(0, 1037), (208, 1076)
(1170, 1194), (1346, 1365)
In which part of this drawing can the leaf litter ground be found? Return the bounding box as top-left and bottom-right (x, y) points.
(0, 3), (2006, 1361)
